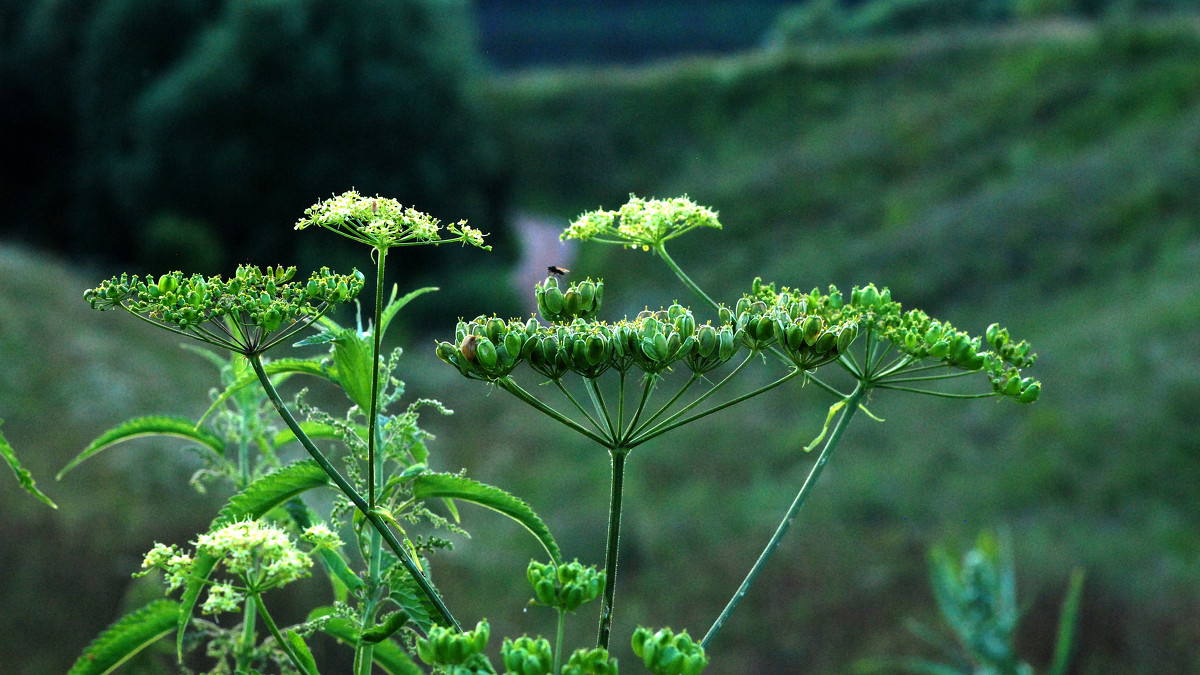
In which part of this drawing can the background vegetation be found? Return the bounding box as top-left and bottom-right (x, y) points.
(2, 1), (1198, 673)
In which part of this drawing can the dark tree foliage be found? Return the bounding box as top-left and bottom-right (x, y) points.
(1, 0), (504, 274)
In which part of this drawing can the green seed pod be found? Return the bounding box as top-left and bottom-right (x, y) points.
(665, 331), (681, 359)
(504, 331), (524, 357)
(802, 315), (823, 345)
(592, 281), (604, 312)
(564, 290), (583, 316)
(474, 337), (498, 369)
(1003, 375), (1022, 397)
(696, 325), (717, 358)
(577, 280), (596, 308)
(858, 284), (879, 309)
(813, 330), (836, 354)
(436, 341), (457, 364)
(585, 335), (607, 366)
(929, 339), (950, 358)
(718, 305), (733, 325)
(486, 317), (506, 344)
(828, 288), (843, 309)
(1019, 381), (1041, 403)
(836, 324), (857, 353)
(542, 286), (564, 316)
(157, 274), (178, 295)
(785, 324), (805, 352)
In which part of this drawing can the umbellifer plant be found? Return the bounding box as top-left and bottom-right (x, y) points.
(49, 191), (1042, 674)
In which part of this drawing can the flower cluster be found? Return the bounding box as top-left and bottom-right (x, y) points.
(725, 284), (859, 370)
(138, 520), (332, 615)
(631, 626), (708, 675)
(562, 648), (619, 675)
(437, 303), (746, 383)
(416, 620), (491, 668)
(535, 276), (604, 323)
(85, 265), (364, 354)
(526, 559), (605, 612)
(561, 195), (721, 250)
(501, 636), (553, 675)
(295, 190), (489, 250)
(747, 278), (1041, 402)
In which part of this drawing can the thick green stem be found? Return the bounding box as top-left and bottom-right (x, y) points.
(368, 247), (387, 509)
(596, 448), (629, 650)
(248, 353), (460, 631)
(701, 383), (865, 649)
(553, 608), (566, 674)
(234, 596), (257, 673)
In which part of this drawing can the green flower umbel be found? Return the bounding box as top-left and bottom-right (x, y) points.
(561, 195), (720, 251)
(85, 265), (364, 355)
(295, 190), (489, 250)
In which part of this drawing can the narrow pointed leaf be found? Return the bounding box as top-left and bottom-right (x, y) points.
(412, 473), (561, 564)
(177, 553), (218, 660)
(214, 460), (331, 526)
(1, 420), (56, 508)
(68, 599), (180, 675)
(58, 416), (225, 480)
(379, 286), (438, 339)
(1048, 568), (1086, 675)
(285, 630), (319, 675)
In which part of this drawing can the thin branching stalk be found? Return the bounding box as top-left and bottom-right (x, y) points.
(701, 383), (865, 649)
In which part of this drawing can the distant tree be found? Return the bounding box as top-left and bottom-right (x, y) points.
(2, 0), (503, 274)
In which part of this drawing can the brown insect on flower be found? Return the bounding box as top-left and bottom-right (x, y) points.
(459, 334), (481, 362)
(547, 265), (569, 277)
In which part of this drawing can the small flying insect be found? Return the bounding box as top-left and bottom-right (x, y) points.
(547, 265), (569, 277)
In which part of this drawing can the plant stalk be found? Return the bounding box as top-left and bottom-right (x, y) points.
(368, 247), (387, 509)
(701, 383), (864, 649)
(248, 353), (460, 631)
(596, 447), (629, 650)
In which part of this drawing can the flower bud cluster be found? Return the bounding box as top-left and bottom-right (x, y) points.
(728, 281), (859, 369)
(85, 265), (364, 351)
(295, 190), (489, 250)
(416, 620), (490, 667)
(560, 195), (721, 250)
(561, 648), (619, 675)
(526, 559), (605, 612)
(535, 276), (604, 322)
(501, 635), (553, 675)
(630, 626), (708, 675)
(438, 303), (743, 383)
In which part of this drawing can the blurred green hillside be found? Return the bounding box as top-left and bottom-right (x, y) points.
(3, 8), (1200, 675)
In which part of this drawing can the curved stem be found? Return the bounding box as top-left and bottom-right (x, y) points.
(628, 354), (753, 442)
(498, 377), (613, 447)
(654, 244), (720, 315)
(619, 373), (659, 443)
(252, 592), (317, 675)
(631, 366), (805, 448)
(620, 372), (699, 445)
(701, 383), (865, 650)
(596, 448), (628, 650)
(554, 379), (605, 436)
(248, 353), (460, 631)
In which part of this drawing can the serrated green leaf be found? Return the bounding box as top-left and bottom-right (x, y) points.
(177, 553), (218, 660)
(196, 358), (334, 427)
(389, 576), (435, 634)
(57, 416), (225, 480)
(213, 460), (332, 526)
(1, 420), (56, 508)
(68, 599), (180, 675)
(319, 616), (424, 675)
(412, 473), (561, 564)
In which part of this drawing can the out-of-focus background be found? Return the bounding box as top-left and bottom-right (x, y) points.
(2, 1), (1198, 672)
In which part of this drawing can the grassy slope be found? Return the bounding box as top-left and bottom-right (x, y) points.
(5, 16), (1200, 675)
(458, 16), (1200, 674)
